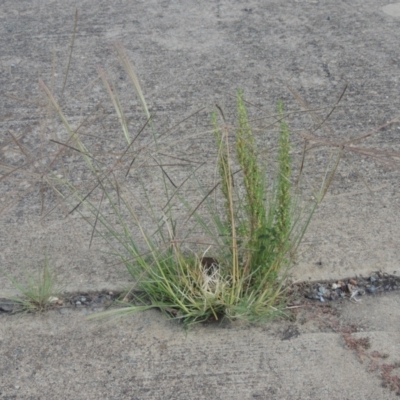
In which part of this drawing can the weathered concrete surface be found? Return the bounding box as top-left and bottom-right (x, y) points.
(1, 0), (400, 289)
(1, 293), (400, 399)
(1, 0), (400, 398)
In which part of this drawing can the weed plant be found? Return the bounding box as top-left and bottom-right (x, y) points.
(2, 259), (61, 313)
(39, 44), (324, 328)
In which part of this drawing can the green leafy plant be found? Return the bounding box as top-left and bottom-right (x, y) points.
(2, 259), (62, 313)
(205, 92), (303, 323)
(38, 43), (324, 328)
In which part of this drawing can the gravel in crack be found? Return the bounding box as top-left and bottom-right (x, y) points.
(288, 271), (400, 305)
(2, 272), (399, 315)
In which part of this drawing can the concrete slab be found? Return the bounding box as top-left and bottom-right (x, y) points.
(1, 1), (400, 398)
(1, 292), (400, 399)
(1, 0), (400, 289)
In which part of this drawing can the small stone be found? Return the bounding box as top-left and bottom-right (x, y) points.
(349, 279), (357, 285)
(370, 276), (377, 283)
(367, 285), (376, 293)
(330, 291), (339, 300)
(75, 301), (82, 306)
(80, 297), (87, 303)
(305, 290), (319, 300)
(0, 303), (14, 312)
(319, 295), (325, 303)
(318, 286), (329, 296)
(331, 283), (339, 290)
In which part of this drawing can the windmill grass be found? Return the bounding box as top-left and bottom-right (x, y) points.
(37, 44), (325, 328)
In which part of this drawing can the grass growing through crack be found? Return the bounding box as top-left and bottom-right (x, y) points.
(208, 92), (297, 321)
(2, 259), (61, 313)
(37, 44), (325, 328)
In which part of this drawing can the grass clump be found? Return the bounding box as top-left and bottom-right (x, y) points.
(39, 45), (318, 328)
(2, 259), (62, 313)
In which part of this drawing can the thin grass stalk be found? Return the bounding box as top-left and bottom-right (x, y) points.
(112, 43), (176, 224)
(220, 121), (241, 302)
(113, 42), (151, 121)
(61, 9), (78, 95)
(39, 80), (94, 171)
(212, 111), (232, 230)
(211, 112), (241, 301)
(98, 67), (130, 143)
(275, 100), (292, 248)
